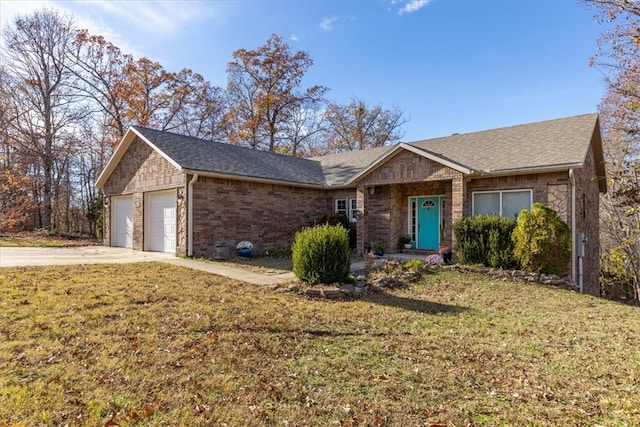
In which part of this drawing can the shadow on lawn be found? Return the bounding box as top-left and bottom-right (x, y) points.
(364, 291), (468, 315)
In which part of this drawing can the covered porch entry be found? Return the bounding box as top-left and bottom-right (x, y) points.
(356, 177), (465, 256)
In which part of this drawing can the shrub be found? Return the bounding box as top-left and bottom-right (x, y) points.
(292, 224), (351, 284)
(512, 203), (571, 275)
(319, 213), (356, 249)
(453, 215), (517, 268)
(403, 259), (425, 272)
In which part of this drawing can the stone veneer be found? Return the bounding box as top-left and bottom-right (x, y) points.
(572, 136), (602, 296)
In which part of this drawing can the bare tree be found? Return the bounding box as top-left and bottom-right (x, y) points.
(324, 98), (407, 152)
(585, 0), (640, 299)
(2, 9), (86, 230)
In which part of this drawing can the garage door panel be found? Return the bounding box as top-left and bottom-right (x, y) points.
(148, 193), (176, 253)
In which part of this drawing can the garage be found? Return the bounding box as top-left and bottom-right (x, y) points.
(112, 196), (133, 248)
(147, 192), (176, 253)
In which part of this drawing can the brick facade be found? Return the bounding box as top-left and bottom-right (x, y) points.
(190, 176), (332, 258)
(100, 133), (603, 296)
(356, 151), (464, 253)
(467, 172), (570, 217)
(102, 137), (186, 252)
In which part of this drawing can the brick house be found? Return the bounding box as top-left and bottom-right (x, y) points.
(95, 113), (606, 295)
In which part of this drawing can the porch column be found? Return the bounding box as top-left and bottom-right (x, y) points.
(356, 183), (368, 256)
(451, 175), (466, 249)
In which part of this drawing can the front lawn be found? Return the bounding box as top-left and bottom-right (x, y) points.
(1, 263), (639, 425)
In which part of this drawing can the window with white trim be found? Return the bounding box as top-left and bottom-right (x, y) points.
(473, 190), (532, 220)
(335, 198), (358, 222)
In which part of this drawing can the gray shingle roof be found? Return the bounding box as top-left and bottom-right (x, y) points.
(123, 113), (599, 189)
(309, 145), (395, 186)
(406, 113), (598, 174)
(133, 127), (326, 186)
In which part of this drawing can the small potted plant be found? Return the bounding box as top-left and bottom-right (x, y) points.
(398, 235), (412, 250)
(439, 225), (452, 263)
(372, 242), (385, 257)
(236, 241), (253, 257)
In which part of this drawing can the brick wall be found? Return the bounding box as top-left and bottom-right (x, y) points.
(102, 137), (186, 250)
(467, 172), (570, 216)
(191, 176), (332, 258)
(102, 137), (185, 195)
(362, 150), (462, 184)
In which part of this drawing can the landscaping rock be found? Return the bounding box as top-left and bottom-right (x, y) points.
(323, 288), (343, 300)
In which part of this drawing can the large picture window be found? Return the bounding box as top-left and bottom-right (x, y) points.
(473, 190), (532, 220)
(335, 198), (358, 222)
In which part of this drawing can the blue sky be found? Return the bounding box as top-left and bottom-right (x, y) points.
(1, 0), (608, 142)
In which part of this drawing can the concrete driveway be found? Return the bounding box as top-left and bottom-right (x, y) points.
(0, 246), (297, 285)
(0, 246), (173, 267)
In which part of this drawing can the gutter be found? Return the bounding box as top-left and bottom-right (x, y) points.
(187, 173), (199, 257)
(569, 168), (578, 291)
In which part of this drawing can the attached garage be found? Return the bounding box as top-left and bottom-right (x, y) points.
(147, 191), (176, 253)
(112, 196), (133, 249)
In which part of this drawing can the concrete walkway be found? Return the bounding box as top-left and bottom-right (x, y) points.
(0, 246), (425, 286)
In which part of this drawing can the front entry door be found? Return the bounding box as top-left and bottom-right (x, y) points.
(417, 196), (440, 250)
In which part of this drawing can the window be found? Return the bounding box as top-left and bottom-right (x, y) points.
(335, 198), (358, 222)
(473, 190), (532, 219)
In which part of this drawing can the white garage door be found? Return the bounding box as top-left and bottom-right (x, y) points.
(113, 196), (133, 248)
(148, 192), (176, 253)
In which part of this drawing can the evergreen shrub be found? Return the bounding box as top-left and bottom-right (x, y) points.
(512, 203), (571, 275)
(453, 214), (518, 268)
(292, 224), (351, 284)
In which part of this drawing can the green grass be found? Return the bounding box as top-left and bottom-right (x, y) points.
(1, 263), (639, 425)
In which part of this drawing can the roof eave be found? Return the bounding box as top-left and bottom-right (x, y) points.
(476, 163), (584, 178)
(182, 169), (326, 189)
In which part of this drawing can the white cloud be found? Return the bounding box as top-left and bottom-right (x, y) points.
(320, 16), (338, 31)
(0, 0), (222, 58)
(290, 33), (299, 42)
(398, 0), (431, 15)
(83, 0), (211, 36)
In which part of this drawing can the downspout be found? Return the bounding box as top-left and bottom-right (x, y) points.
(187, 173), (199, 257)
(569, 168), (577, 291)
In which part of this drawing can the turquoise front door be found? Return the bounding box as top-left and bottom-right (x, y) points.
(417, 196), (440, 250)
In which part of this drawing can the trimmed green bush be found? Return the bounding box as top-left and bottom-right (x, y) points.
(292, 224), (351, 284)
(512, 203), (571, 275)
(319, 213), (356, 249)
(453, 215), (518, 268)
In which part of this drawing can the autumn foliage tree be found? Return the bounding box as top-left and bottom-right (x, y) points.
(226, 34), (328, 153)
(0, 8), (407, 235)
